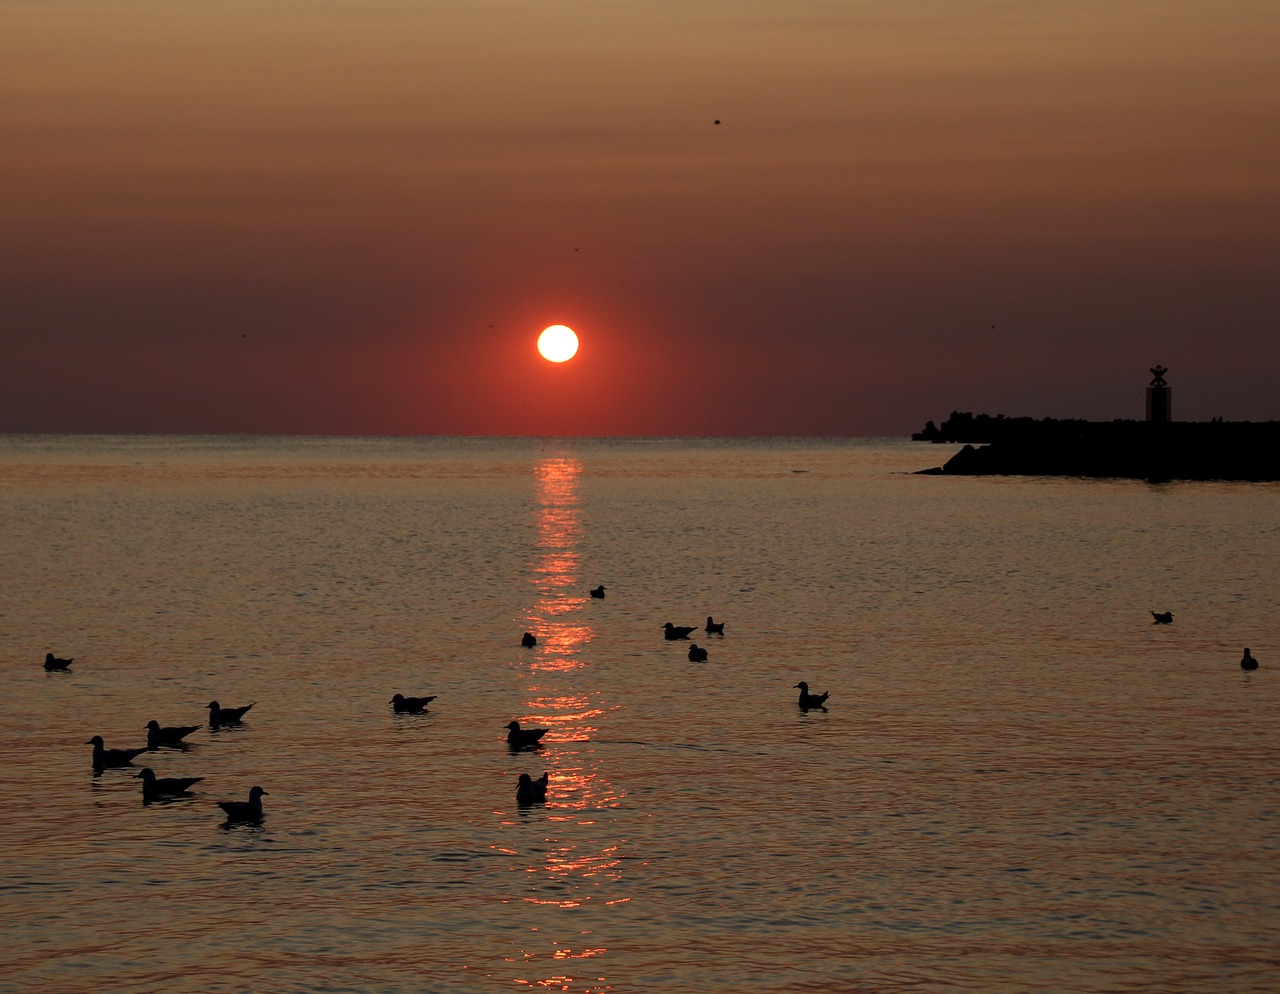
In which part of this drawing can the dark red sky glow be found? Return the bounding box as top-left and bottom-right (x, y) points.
(2, 1), (1277, 435)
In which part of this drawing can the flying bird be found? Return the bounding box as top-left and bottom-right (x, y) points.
(688, 643), (708, 662)
(136, 767), (203, 802)
(207, 700), (256, 727)
(87, 735), (147, 769)
(589, 585), (606, 599)
(794, 681), (830, 711)
(663, 622), (697, 640)
(390, 693), (437, 714)
(516, 772), (549, 806)
(218, 785), (268, 823)
(44, 653), (73, 671)
(521, 632), (537, 648)
(1241, 647), (1258, 671)
(146, 720), (201, 749)
(704, 616), (725, 635)
(506, 720), (548, 749)
(1151, 611), (1173, 624)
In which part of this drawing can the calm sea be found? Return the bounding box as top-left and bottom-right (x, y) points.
(1, 436), (1276, 993)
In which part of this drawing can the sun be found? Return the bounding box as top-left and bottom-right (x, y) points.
(537, 325), (579, 363)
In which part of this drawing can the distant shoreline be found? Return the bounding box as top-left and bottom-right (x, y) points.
(913, 412), (1280, 482)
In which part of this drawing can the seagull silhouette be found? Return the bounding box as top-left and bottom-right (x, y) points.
(589, 585), (606, 599)
(688, 643), (708, 662)
(218, 785), (268, 823)
(1151, 611), (1173, 624)
(1241, 647), (1258, 671)
(794, 681), (830, 711)
(44, 653), (73, 671)
(506, 720), (548, 749)
(390, 693), (437, 714)
(663, 622), (697, 640)
(87, 735), (147, 769)
(207, 701), (256, 727)
(136, 767), (203, 802)
(516, 772), (549, 806)
(146, 720), (201, 749)
(704, 616), (725, 635)
(521, 632), (537, 648)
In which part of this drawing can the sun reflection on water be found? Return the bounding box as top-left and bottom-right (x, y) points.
(507, 932), (613, 993)
(498, 452), (635, 994)
(523, 456), (596, 673)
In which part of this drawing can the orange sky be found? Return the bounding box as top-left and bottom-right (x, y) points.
(3, 1), (1278, 434)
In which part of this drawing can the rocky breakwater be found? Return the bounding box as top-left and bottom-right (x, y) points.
(914, 412), (1280, 482)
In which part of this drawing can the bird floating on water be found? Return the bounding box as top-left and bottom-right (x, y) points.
(688, 643), (708, 662)
(390, 693), (437, 714)
(795, 681), (830, 711)
(146, 720), (201, 749)
(136, 767), (203, 802)
(207, 700), (256, 728)
(1151, 611), (1173, 624)
(663, 622), (697, 640)
(44, 652), (73, 671)
(218, 785), (268, 823)
(516, 772), (549, 806)
(589, 585), (606, 599)
(521, 632), (537, 648)
(1241, 647), (1258, 671)
(506, 720), (548, 749)
(705, 616), (725, 635)
(87, 735), (147, 769)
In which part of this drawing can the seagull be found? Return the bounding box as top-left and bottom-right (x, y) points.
(146, 720), (201, 749)
(218, 785), (268, 823)
(506, 720), (548, 749)
(688, 643), (708, 662)
(663, 622), (697, 640)
(704, 616), (725, 635)
(44, 653), (73, 671)
(589, 585), (606, 599)
(1151, 611), (1173, 624)
(207, 700), (256, 727)
(1241, 647), (1258, 671)
(136, 767), (203, 802)
(390, 693), (437, 714)
(794, 681), (830, 711)
(516, 772), (549, 806)
(87, 735), (147, 769)
(521, 632), (537, 648)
